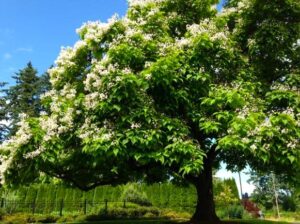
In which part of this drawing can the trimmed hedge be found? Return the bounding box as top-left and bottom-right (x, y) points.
(0, 178), (239, 214)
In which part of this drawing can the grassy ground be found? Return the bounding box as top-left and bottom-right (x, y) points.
(223, 220), (293, 224)
(0, 216), (297, 224)
(72, 220), (295, 224)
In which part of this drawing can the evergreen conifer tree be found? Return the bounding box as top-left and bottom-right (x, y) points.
(6, 62), (40, 136)
(0, 82), (8, 142)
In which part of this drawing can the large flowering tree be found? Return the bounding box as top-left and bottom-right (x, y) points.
(1, 0), (299, 223)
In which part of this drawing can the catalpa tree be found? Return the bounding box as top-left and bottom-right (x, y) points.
(1, 0), (299, 223)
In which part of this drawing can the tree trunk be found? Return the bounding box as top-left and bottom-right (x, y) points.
(189, 157), (220, 224)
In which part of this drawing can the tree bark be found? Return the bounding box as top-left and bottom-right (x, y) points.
(189, 154), (220, 224)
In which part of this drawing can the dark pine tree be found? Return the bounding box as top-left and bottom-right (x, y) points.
(0, 82), (8, 142)
(6, 62), (40, 136)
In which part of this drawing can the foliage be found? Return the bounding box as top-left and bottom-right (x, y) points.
(1, 0), (299, 222)
(96, 206), (160, 219)
(214, 177), (239, 203)
(249, 171), (298, 211)
(0, 83), (8, 143)
(282, 196), (297, 212)
(121, 183), (152, 206)
(5, 62), (40, 136)
(0, 208), (5, 220)
(215, 184), (238, 207)
(0, 180), (237, 214)
(227, 205), (244, 219)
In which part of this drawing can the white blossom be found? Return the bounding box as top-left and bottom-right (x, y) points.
(60, 83), (77, 100)
(40, 115), (59, 141)
(84, 92), (108, 109)
(250, 144), (257, 151)
(131, 122), (141, 129)
(23, 146), (45, 159)
(122, 68), (132, 75)
(76, 14), (119, 43)
(128, 0), (166, 7)
(282, 107), (295, 117)
(176, 38), (191, 48)
(287, 141), (297, 149)
(145, 74), (152, 80)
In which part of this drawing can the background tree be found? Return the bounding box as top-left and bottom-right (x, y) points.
(249, 171), (298, 212)
(0, 82), (8, 143)
(215, 184), (239, 219)
(5, 62), (40, 136)
(1, 0), (299, 223)
(5, 63), (51, 136)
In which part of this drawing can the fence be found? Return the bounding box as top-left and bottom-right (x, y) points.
(0, 198), (196, 216)
(2, 198), (122, 216)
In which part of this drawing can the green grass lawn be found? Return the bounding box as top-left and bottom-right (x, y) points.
(223, 220), (294, 224)
(73, 219), (296, 224)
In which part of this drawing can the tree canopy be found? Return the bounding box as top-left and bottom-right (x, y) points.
(0, 82), (8, 143)
(0, 0), (299, 223)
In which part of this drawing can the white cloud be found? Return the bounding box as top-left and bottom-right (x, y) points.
(3, 53), (12, 60)
(16, 47), (33, 53)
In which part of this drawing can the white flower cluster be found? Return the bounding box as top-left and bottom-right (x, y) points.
(236, 106), (252, 119)
(39, 107), (75, 141)
(40, 115), (59, 141)
(271, 83), (299, 93)
(78, 118), (114, 141)
(41, 89), (57, 100)
(187, 20), (229, 44)
(60, 83), (77, 100)
(158, 42), (173, 56)
(128, 0), (166, 7)
(78, 118), (101, 140)
(84, 92), (108, 109)
(60, 108), (75, 127)
(23, 146), (45, 159)
(0, 114), (32, 154)
(12, 115), (32, 147)
(0, 155), (12, 184)
(281, 107), (295, 117)
(247, 118), (272, 137)
(49, 41), (87, 86)
(237, 0), (251, 11)
(175, 37), (191, 48)
(287, 139), (298, 150)
(76, 15), (119, 44)
(50, 100), (62, 113)
(55, 41), (87, 67)
(131, 122), (142, 129)
(84, 60), (119, 91)
(84, 72), (102, 91)
(220, 7), (237, 16)
(293, 39), (300, 48)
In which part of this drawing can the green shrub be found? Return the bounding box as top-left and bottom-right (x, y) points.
(0, 208), (6, 220)
(216, 209), (228, 219)
(56, 214), (81, 223)
(121, 184), (152, 207)
(83, 206), (160, 220)
(161, 209), (191, 220)
(35, 215), (58, 223)
(228, 205), (244, 219)
(2, 213), (34, 224)
(282, 196), (297, 212)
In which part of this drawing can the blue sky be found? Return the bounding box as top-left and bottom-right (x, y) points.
(0, 0), (128, 84)
(0, 0), (254, 195)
